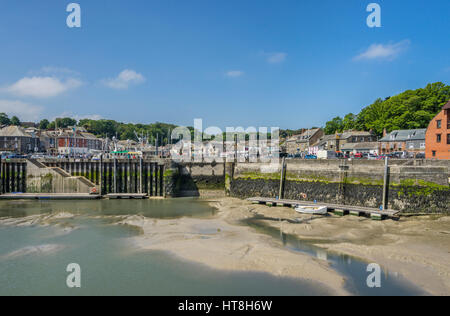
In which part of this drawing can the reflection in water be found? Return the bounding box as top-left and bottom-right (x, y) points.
(0, 198), (216, 219)
(0, 199), (331, 296)
(243, 217), (426, 296)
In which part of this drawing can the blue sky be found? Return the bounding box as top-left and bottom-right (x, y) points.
(0, 0), (449, 129)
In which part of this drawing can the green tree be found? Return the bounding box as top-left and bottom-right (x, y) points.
(39, 119), (50, 130)
(324, 116), (343, 134)
(0, 113), (11, 125)
(10, 116), (21, 126)
(325, 82), (450, 136)
(53, 117), (77, 129)
(342, 113), (357, 131)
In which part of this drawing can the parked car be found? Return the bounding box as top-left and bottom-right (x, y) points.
(415, 153), (426, 159)
(354, 153), (363, 159)
(304, 155), (317, 159)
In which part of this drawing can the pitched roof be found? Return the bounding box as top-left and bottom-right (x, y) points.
(340, 130), (373, 139)
(0, 126), (32, 137)
(341, 142), (379, 150)
(296, 128), (322, 143)
(443, 100), (450, 110)
(379, 129), (426, 142)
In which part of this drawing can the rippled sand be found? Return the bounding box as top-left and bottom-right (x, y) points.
(214, 198), (450, 296)
(117, 203), (349, 295)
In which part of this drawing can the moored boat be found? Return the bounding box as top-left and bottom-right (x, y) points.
(295, 205), (328, 215)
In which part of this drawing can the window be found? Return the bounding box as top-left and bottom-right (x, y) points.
(437, 120), (441, 129)
(432, 151), (436, 157)
(437, 134), (441, 143)
(447, 134), (450, 145)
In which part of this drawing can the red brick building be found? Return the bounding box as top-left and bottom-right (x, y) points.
(425, 100), (450, 159)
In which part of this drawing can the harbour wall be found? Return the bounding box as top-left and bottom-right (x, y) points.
(169, 159), (450, 213)
(1, 158), (449, 213)
(0, 158), (166, 196)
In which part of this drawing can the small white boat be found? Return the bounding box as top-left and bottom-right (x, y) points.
(295, 205), (328, 215)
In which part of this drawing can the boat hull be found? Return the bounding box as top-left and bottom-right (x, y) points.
(295, 205), (328, 215)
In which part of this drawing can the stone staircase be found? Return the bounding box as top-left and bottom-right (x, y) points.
(26, 159), (98, 194)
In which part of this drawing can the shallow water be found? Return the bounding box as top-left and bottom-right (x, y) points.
(243, 217), (426, 296)
(0, 199), (332, 296)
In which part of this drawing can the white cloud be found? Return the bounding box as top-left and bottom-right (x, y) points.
(225, 70), (244, 78)
(0, 100), (43, 121)
(264, 52), (287, 64)
(102, 69), (146, 90)
(4, 76), (82, 98)
(354, 40), (410, 61)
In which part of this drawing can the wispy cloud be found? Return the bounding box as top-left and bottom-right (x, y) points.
(354, 40), (410, 61)
(263, 52), (288, 64)
(30, 66), (80, 77)
(102, 69), (145, 90)
(225, 70), (244, 78)
(0, 99), (43, 121)
(57, 112), (104, 121)
(3, 76), (82, 98)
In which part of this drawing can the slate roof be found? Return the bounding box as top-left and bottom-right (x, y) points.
(379, 129), (426, 142)
(0, 126), (32, 137)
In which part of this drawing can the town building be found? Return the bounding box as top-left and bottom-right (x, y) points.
(378, 129), (426, 156)
(316, 134), (340, 151)
(339, 130), (377, 146)
(425, 100), (450, 159)
(317, 130), (377, 154)
(284, 128), (324, 155)
(340, 142), (379, 156)
(0, 125), (40, 154)
(42, 127), (103, 156)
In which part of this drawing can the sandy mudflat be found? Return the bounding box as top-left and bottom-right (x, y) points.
(118, 201), (350, 295)
(218, 198), (450, 296)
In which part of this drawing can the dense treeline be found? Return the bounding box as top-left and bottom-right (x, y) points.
(324, 82), (450, 136)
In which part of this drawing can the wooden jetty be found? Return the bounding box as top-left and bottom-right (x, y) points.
(0, 193), (101, 200)
(247, 197), (400, 219)
(106, 193), (148, 199)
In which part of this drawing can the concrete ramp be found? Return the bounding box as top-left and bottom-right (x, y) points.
(26, 159), (98, 194)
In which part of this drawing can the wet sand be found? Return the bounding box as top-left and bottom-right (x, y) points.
(212, 198), (450, 296)
(118, 206), (349, 295)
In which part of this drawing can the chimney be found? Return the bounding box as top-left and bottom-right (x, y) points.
(383, 128), (387, 137)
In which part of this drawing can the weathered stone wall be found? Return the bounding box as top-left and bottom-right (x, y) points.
(26, 161), (96, 194)
(230, 160), (449, 213)
(165, 162), (225, 197)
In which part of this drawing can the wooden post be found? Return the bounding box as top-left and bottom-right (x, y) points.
(159, 165), (164, 197)
(278, 157), (286, 199)
(139, 157), (143, 194)
(0, 157), (2, 194)
(113, 157), (117, 193)
(382, 157), (389, 210)
(99, 154), (103, 196)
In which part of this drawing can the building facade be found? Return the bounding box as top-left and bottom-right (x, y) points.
(425, 101), (450, 160)
(284, 128), (324, 155)
(378, 129), (426, 156)
(0, 126), (40, 154)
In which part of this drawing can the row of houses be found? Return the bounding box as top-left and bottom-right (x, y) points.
(0, 125), (169, 158)
(0, 126), (104, 156)
(283, 100), (450, 159)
